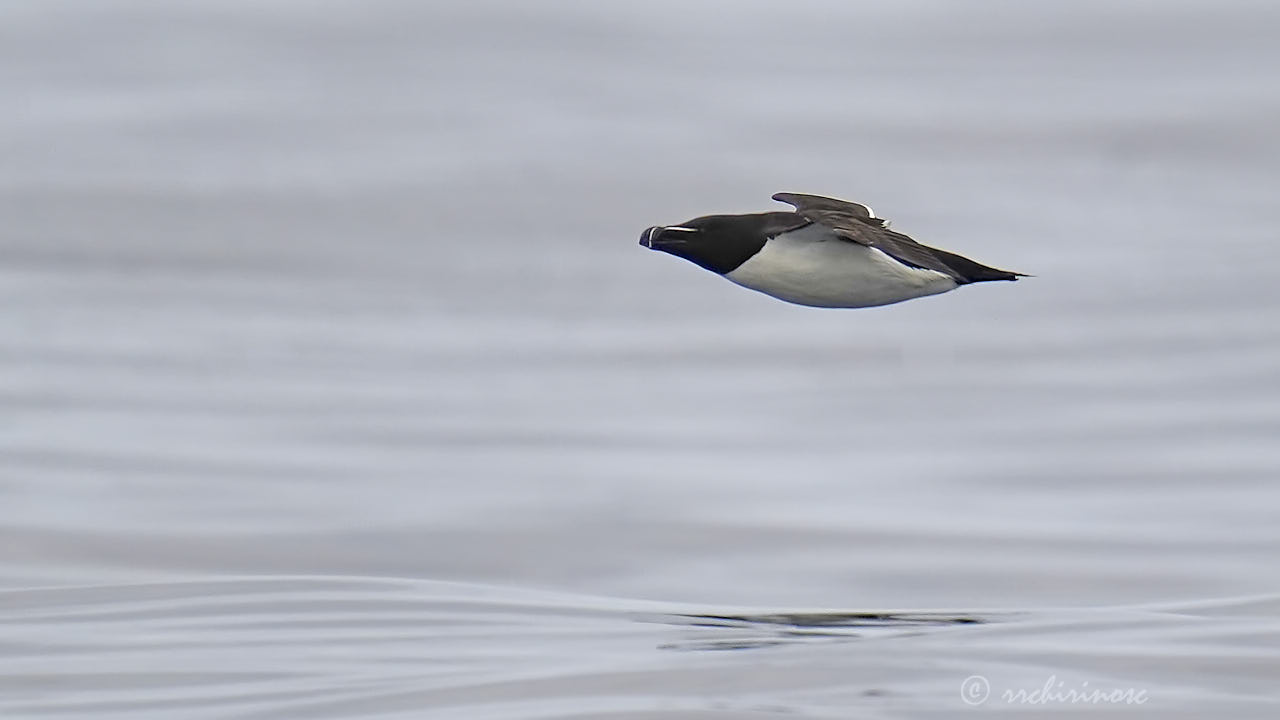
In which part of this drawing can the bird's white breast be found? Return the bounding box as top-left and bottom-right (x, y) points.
(723, 225), (958, 308)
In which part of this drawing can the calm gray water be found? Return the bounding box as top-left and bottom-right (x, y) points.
(3, 1), (1280, 717)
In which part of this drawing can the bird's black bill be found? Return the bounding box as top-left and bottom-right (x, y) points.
(640, 225), (697, 250)
(640, 226), (658, 248)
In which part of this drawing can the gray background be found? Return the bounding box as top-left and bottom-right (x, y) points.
(3, 1), (1279, 717)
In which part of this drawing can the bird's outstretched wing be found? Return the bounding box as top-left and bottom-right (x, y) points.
(772, 192), (1020, 284)
(772, 192), (884, 226)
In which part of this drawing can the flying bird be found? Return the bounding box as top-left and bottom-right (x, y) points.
(640, 193), (1025, 308)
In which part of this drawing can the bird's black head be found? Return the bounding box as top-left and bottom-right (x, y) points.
(639, 212), (804, 275)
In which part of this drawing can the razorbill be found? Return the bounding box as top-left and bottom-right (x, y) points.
(640, 192), (1025, 308)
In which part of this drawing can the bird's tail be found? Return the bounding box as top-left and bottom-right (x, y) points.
(933, 248), (1028, 284)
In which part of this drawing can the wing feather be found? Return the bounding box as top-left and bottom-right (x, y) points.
(772, 192), (971, 281)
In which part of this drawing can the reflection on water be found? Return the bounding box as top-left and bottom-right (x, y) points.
(4, 0), (1280, 717)
(661, 612), (986, 651)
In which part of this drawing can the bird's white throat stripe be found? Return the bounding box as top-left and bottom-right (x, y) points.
(723, 225), (956, 308)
